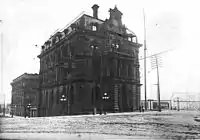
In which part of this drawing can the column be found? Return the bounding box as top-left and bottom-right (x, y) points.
(113, 84), (119, 112)
(137, 86), (141, 110)
(132, 85), (137, 111)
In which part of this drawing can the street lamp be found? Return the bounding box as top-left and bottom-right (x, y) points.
(102, 92), (110, 114)
(90, 45), (96, 115)
(60, 94), (67, 115)
(60, 94), (67, 101)
(26, 103), (31, 118)
(102, 93), (109, 100)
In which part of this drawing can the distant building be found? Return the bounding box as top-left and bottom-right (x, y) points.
(37, 4), (142, 117)
(0, 104), (2, 113)
(171, 93), (200, 110)
(141, 100), (171, 110)
(6, 104), (11, 114)
(11, 73), (39, 117)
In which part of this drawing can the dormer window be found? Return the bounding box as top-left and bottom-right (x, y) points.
(116, 44), (119, 49)
(52, 38), (56, 44)
(55, 36), (59, 43)
(132, 37), (137, 43)
(41, 46), (45, 52)
(92, 25), (97, 31)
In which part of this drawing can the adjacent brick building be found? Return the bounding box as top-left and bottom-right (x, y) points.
(37, 5), (142, 117)
(11, 73), (39, 117)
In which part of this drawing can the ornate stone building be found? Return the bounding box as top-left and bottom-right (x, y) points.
(11, 73), (39, 117)
(37, 5), (142, 117)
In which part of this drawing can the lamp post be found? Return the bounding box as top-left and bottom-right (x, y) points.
(60, 94), (67, 115)
(91, 45), (97, 115)
(143, 9), (147, 111)
(102, 92), (110, 114)
(26, 103), (31, 118)
(91, 43), (103, 115)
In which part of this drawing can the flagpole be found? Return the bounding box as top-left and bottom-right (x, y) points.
(143, 9), (147, 110)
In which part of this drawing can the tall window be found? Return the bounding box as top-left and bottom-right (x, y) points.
(71, 86), (74, 104)
(106, 68), (110, 76)
(63, 68), (68, 79)
(95, 86), (100, 101)
(126, 65), (129, 77)
(61, 46), (68, 58)
(128, 64), (132, 77)
(46, 91), (49, 108)
(51, 90), (54, 105)
(56, 89), (59, 104)
(118, 60), (121, 77)
(57, 49), (61, 61)
(118, 60), (123, 77)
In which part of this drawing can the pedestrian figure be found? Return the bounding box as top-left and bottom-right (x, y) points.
(142, 106), (144, 112)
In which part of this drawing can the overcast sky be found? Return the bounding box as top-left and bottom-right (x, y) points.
(1, 0), (200, 104)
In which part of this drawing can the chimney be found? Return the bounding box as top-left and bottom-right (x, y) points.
(92, 4), (99, 19)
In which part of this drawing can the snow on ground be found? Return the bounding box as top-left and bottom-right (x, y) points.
(0, 110), (200, 139)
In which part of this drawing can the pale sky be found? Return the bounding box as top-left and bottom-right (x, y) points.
(1, 0), (200, 104)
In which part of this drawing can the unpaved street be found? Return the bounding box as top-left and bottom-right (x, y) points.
(0, 110), (200, 139)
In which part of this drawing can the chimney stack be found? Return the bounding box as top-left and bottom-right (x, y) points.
(92, 4), (99, 19)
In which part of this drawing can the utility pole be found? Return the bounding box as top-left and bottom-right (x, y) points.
(151, 55), (162, 112)
(143, 9), (147, 110)
(155, 55), (161, 112)
(177, 97), (180, 111)
(0, 20), (5, 116)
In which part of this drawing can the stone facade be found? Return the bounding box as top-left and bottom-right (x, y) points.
(11, 73), (39, 117)
(37, 5), (142, 117)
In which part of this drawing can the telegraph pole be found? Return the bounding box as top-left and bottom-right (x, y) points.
(155, 55), (161, 112)
(177, 97), (180, 111)
(151, 55), (162, 112)
(143, 9), (147, 110)
(0, 20), (5, 116)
